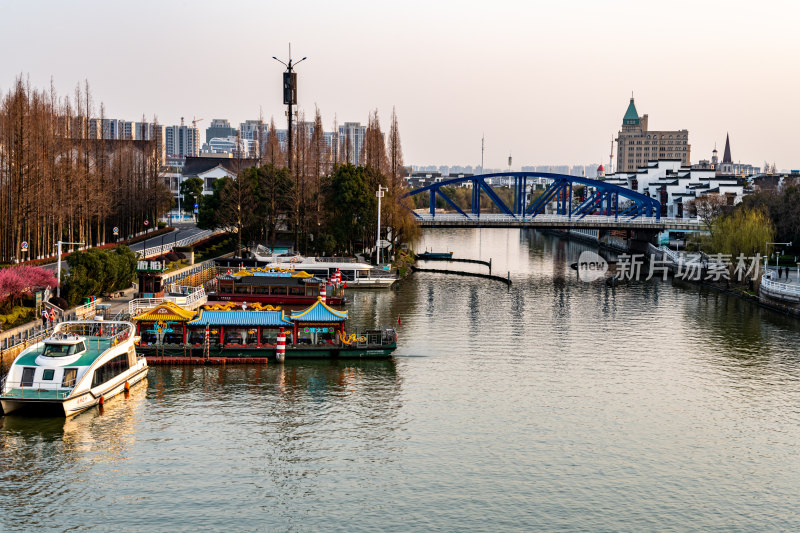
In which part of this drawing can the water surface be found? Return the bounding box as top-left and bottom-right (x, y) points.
(2, 229), (799, 531)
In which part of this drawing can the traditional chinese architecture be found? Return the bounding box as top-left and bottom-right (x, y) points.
(132, 298), (395, 361)
(213, 268), (345, 305)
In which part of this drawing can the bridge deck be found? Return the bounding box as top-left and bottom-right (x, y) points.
(415, 214), (704, 231)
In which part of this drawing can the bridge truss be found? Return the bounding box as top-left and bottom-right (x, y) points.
(404, 172), (662, 222)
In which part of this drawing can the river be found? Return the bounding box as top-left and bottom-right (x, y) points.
(2, 228), (799, 532)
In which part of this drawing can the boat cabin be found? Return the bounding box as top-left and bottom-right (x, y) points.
(214, 269), (343, 305)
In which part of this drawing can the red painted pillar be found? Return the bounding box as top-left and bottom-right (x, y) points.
(182, 323), (187, 344)
(219, 326), (224, 346)
(292, 323), (298, 346)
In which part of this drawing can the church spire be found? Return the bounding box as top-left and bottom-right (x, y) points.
(722, 133), (732, 164)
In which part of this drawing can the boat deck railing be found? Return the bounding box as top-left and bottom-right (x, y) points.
(0, 377), (73, 400)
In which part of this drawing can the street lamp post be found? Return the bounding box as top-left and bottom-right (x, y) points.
(56, 241), (84, 298)
(376, 185), (388, 265)
(765, 241), (792, 275)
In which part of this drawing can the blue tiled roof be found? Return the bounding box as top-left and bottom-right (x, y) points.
(188, 310), (292, 327)
(289, 300), (348, 322)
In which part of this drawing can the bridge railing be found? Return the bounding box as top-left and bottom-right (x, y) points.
(138, 230), (214, 259)
(416, 213), (702, 227)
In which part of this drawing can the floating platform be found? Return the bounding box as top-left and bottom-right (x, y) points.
(145, 356), (269, 365)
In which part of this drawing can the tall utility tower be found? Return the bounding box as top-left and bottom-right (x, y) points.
(481, 134), (485, 172)
(608, 137), (615, 174)
(272, 44), (307, 174)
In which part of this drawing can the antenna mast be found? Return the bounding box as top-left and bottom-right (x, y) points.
(609, 136), (614, 174)
(481, 134), (484, 172)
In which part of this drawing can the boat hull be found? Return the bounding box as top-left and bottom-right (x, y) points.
(138, 344), (396, 361)
(214, 294), (346, 305)
(1, 363), (148, 417)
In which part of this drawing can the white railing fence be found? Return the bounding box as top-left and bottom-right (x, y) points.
(761, 275), (800, 298)
(137, 230), (214, 259)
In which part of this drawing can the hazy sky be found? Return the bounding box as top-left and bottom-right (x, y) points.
(2, 0), (798, 169)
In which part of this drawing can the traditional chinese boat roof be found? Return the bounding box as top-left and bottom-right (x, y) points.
(187, 310), (293, 327)
(289, 298), (348, 322)
(134, 301), (197, 322)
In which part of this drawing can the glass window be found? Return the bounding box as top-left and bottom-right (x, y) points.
(260, 330), (278, 345)
(62, 368), (78, 388)
(271, 286), (287, 296)
(289, 286), (305, 296)
(21, 367), (35, 387)
(42, 369), (55, 380)
(92, 354), (130, 388)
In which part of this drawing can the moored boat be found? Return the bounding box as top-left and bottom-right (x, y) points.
(212, 267), (345, 305)
(0, 320), (147, 416)
(133, 299), (397, 361)
(244, 253), (398, 288)
(416, 251), (454, 260)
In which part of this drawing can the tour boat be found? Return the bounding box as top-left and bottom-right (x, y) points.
(133, 299), (397, 361)
(246, 252), (398, 288)
(0, 320), (148, 416)
(212, 268), (345, 305)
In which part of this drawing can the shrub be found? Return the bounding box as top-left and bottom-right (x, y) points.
(49, 296), (69, 309)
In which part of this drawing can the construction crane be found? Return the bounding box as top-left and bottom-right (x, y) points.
(192, 117), (204, 129)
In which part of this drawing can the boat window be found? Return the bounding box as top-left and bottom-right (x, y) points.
(42, 343), (78, 357)
(62, 368), (78, 388)
(21, 367), (35, 387)
(306, 286), (319, 297)
(224, 329), (246, 345)
(260, 330), (278, 346)
(271, 286), (287, 296)
(42, 369), (55, 381)
(188, 331), (205, 345)
(76, 341), (86, 353)
(91, 354), (130, 388)
(289, 286), (305, 296)
(234, 285), (250, 294)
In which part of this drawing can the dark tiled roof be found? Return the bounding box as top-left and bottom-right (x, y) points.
(182, 156), (259, 177)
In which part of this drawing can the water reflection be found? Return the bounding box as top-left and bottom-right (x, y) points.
(1, 228), (799, 532)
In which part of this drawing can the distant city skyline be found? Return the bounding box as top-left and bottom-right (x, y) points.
(3, 1), (798, 169)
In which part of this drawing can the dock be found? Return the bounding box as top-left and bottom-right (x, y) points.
(410, 266), (511, 285)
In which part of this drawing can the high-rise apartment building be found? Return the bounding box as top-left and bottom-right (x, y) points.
(165, 118), (200, 158)
(338, 122), (365, 165)
(206, 119), (238, 143)
(239, 120), (266, 141)
(615, 98), (690, 172)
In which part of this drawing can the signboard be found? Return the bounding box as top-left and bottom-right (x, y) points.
(379, 239), (391, 248)
(137, 260), (164, 272)
(194, 203), (199, 209)
(144, 219), (149, 226)
(21, 241), (28, 251)
(283, 72), (297, 105)
(303, 327), (334, 334)
(113, 226), (119, 235)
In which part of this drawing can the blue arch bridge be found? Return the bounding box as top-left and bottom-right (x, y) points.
(404, 172), (704, 233)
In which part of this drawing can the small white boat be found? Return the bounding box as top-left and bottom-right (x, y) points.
(0, 320), (148, 417)
(250, 249), (397, 288)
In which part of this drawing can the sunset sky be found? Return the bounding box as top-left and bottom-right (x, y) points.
(2, 0), (798, 169)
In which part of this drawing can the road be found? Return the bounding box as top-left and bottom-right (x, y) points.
(43, 223), (209, 276)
